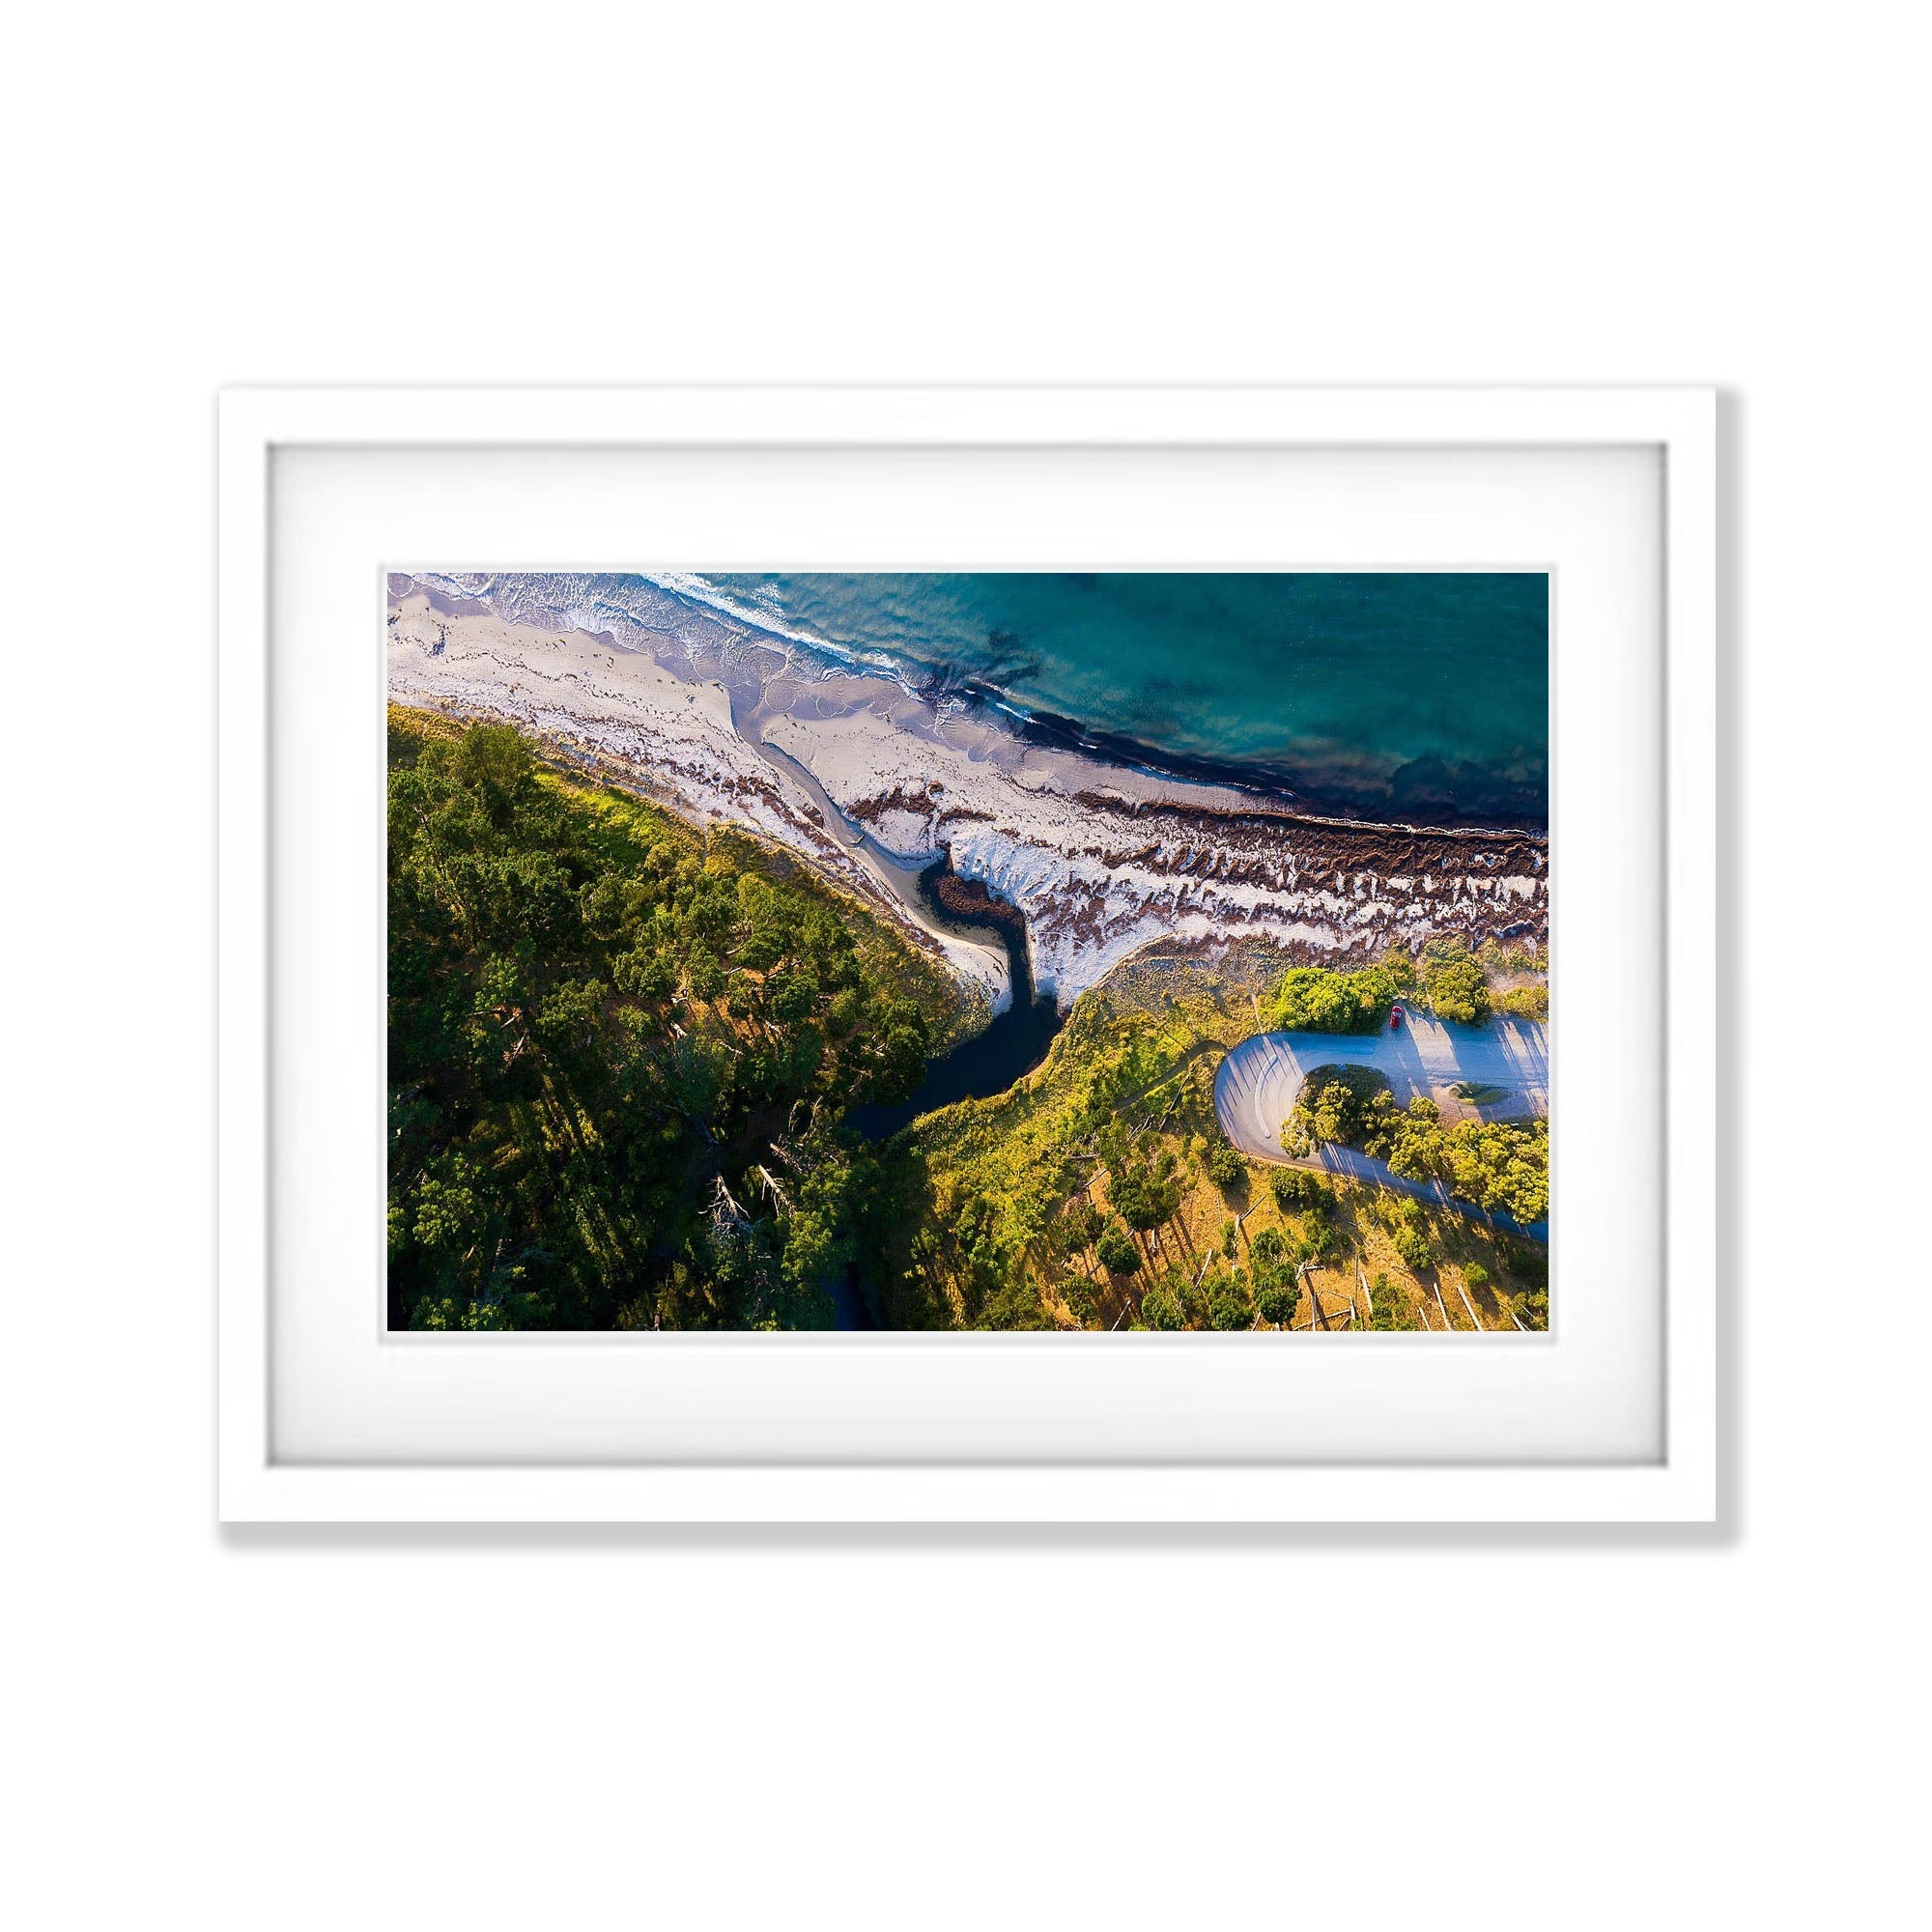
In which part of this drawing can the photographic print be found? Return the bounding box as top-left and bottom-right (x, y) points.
(387, 571), (1548, 1334)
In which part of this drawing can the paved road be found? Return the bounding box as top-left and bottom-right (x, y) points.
(1212, 1008), (1550, 1238)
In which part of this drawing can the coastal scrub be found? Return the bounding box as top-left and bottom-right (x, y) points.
(385, 708), (959, 1330)
(1267, 964), (1399, 1034)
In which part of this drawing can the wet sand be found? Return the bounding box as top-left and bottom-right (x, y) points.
(387, 582), (1548, 1011)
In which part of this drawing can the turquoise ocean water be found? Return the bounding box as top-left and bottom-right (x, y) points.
(697, 572), (1548, 830)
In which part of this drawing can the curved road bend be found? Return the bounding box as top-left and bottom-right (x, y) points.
(1212, 1009), (1549, 1239)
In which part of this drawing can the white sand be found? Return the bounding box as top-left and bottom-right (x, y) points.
(387, 586), (1548, 1010)
(387, 596), (1009, 1005)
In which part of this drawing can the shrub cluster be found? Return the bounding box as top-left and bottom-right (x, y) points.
(1207, 1141), (1246, 1188)
(1419, 938), (1492, 1025)
(1367, 1269), (1420, 1330)
(1285, 1073), (1548, 1228)
(1268, 964), (1398, 1034)
(1269, 1167), (1335, 1215)
(1282, 1065), (1389, 1156)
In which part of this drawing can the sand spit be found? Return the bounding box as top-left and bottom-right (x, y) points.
(387, 594), (1010, 1006)
(387, 582), (1548, 1010)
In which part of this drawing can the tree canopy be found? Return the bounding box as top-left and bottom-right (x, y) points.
(386, 710), (954, 1330)
(1207, 1142), (1245, 1187)
(1095, 1222), (1143, 1277)
(1267, 964), (1398, 1035)
(1419, 938), (1492, 1026)
(1280, 1061), (1547, 1228)
(1281, 1065), (1390, 1157)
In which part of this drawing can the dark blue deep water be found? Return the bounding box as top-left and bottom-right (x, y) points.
(699, 571), (1549, 829)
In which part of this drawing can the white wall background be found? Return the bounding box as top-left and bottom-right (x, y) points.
(3, 4), (1923, 1926)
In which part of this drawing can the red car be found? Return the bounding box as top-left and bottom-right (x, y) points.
(1389, 1007), (1404, 1031)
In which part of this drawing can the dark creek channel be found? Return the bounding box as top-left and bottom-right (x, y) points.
(844, 860), (1066, 1143)
(833, 862), (1065, 1329)
(827, 862), (1074, 1329)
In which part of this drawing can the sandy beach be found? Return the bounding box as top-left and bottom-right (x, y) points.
(386, 577), (1548, 1009)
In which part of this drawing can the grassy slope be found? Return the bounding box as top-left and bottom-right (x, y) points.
(896, 946), (1548, 1331)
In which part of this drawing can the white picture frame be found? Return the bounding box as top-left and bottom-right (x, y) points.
(218, 384), (1716, 1523)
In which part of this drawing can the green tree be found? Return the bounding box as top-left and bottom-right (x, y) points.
(1283, 1066), (1386, 1157)
(1303, 1216), (1343, 1264)
(1269, 964), (1397, 1034)
(1053, 1198), (1104, 1261)
(1257, 1280), (1299, 1328)
(1208, 1290), (1252, 1331)
(1368, 1271), (1419, 1331)
(1392, 1220), (1432, 1273)
(1269, 1168), (1334, 1215)
(1140, 1284), (1184, 1330)
(1497, 983), (1549, 1022)
(1063, 1277), (1099, 1325)
(1420, 939), (1492, 1026)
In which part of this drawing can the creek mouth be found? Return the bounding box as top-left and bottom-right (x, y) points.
(843, 857), (1065, 1142)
